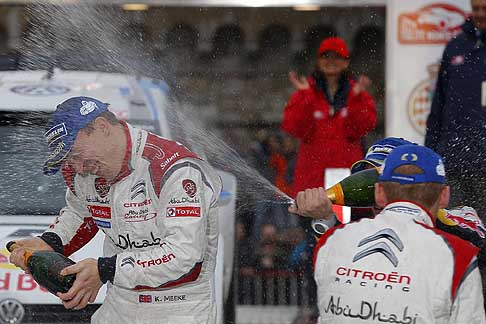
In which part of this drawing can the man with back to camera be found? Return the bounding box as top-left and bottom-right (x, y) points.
(309, 144), (485, 323)
(291, 137), (486, 249)
(426, 0), (486, 219)
(9, 96), (222, 324)
(291, 137), (486, 309)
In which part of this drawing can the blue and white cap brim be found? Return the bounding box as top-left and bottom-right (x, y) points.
(351, 159), (381, 173)
(43, 133), (75, 175)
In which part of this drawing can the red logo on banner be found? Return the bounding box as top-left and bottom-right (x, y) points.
(166, 206), (201, 217)
(398, 4), (467, 44)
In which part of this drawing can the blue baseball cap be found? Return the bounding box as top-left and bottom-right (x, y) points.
(351, 137), (415, 173)
(379, 144), (446, 184)
(43, 96), (109, 176)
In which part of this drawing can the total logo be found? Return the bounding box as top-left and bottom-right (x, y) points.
(166, 206), (201, 218)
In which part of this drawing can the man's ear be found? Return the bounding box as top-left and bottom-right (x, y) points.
(438, 185), (450, 210)
(93, 117), (110, 136)
(374, 183), (388, 208)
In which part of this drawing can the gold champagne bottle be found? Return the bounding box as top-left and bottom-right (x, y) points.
(326, 168), (378, 207)
(7, 241), (76, 295)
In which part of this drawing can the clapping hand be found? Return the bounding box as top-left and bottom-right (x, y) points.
(289, 71), (310, 90)
(352, 75), (371, 95)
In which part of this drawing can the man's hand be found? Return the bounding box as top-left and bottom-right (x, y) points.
(57, 258), (102, 310)
(9, 238), (54, 271)
(352, 75), (371, 95)
(289, 71), (310, 90)
(288, 188), (333, 219)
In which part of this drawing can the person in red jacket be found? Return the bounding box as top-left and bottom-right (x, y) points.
(281, 36), (376, 196)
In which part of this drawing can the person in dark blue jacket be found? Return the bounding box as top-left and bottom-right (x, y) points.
(426, 0), (486, 221)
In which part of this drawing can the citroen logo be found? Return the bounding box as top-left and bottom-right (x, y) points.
(0, 299), (25, 324)
(130, 179), (146, 200)
(353, 228), (404, 267)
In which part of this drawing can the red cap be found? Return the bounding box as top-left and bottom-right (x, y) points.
(318, 37), (350, 59)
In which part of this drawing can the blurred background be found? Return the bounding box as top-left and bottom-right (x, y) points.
(0, 1), (386, 153)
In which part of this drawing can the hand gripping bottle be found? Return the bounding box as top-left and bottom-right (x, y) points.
(7, 241), (76, 295)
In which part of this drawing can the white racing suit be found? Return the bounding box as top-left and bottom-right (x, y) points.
(41, 122), (222, 324)
(314, 201), (486, 324)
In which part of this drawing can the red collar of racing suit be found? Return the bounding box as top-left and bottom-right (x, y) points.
(109, 120), (133, 185)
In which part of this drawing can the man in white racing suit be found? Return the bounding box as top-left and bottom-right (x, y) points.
(312, 144), (485, 323)
(9, 96), (222, 324)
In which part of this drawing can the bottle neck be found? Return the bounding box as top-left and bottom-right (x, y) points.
(23, 250), (33, 264)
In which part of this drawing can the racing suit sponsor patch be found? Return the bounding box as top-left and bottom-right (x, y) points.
(137, 253), (176, 268)
(139, 295), (152, 303)
(323, 295), (418, 322)
(138, 294), (187, 304)
(115, 232), (162, 250)
(95, 177), (110, 198)
(182, 179), (197, 198)
(444, 208), (486, 239)
(88, 205), (111, 228)
(166, 206), (201, 217)
(169, 197), (200, 204)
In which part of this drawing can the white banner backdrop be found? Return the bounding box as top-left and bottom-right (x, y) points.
(386, 0), (471, 144)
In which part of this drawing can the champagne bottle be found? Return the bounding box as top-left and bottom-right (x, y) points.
(7, 241), (76, 295)
(326, 168), (378, 207)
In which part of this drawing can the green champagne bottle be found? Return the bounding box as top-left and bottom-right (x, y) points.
(326, 168), (378, 207)
(7, 241), (76, 295)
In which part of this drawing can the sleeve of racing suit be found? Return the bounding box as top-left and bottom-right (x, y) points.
(111, 160), (221, 290)
(448, 258), (486, 323)
(42, 188), (98, 256)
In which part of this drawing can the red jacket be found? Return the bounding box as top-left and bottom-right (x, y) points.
(281, 76), (376, 196)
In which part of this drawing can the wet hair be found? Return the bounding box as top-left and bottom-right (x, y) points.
(82, 110), (119, 134)
(381, 165), (445, 209)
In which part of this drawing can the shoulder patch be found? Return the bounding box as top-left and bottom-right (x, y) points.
(440, 207), (486, 239)
(142, 134), (200, 196)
